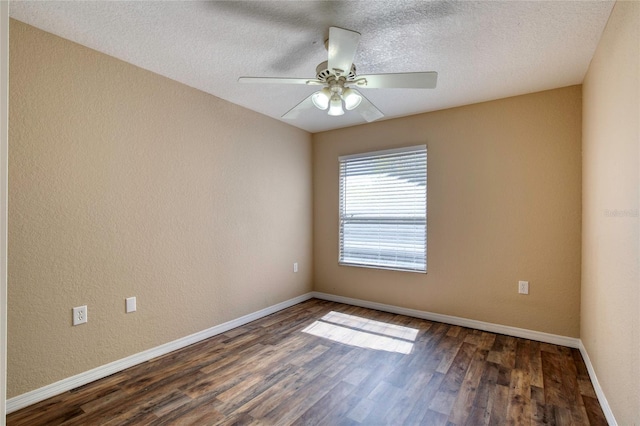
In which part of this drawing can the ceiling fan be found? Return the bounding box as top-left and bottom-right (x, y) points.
(238, 27), (438, 122)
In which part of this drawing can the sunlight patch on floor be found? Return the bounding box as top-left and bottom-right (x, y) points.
(302, 311), (419, 354)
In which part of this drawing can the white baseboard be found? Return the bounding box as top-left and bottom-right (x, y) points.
(312, 291), (580, 348)
(6, 292), (314, 414)
(578, 341), (617, 426)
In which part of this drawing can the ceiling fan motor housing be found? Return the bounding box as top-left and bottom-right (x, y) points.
(315, 61), (357, 82)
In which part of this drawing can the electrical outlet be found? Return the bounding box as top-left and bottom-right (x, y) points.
(518, 281), (529, 295)
(126, 297), (137, 313)
(73, 305), (88, 326)
(293, 262), (298, 273)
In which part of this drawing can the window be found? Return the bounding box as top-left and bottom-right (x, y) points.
(339, 145), (427, 273)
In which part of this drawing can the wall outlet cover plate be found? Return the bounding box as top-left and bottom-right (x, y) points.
(73, 305), (87, 325)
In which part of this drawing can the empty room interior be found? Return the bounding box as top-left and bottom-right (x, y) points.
(1, 1), (639, 425)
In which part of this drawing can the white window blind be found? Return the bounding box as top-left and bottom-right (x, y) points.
(339, 145), (427, 273)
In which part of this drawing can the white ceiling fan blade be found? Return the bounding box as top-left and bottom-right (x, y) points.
(328, 27), (361, 77)
(282, 93), (317, 120)
(238, 77), (323, 85)
(355, 72), (438, 89)
(354, 90), (384, 122)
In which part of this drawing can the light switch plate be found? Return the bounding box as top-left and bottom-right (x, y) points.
(126, 297), (136, 313)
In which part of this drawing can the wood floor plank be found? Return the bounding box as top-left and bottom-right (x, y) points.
(346, 397), (376, 423)
(421, 409), (450, 426)
(583, 395), (608, 425)
(361, 381), (405, 424)
(65, 387), (190, 426)
(402, 371), (445, 424)
(222, 362), (300, 414)
(448, 347), (487, 424)
(80, 389), (129, 414)
(154, 395), (224, 426)
(465, 404), (491, 426)
(430, 342), (476, 415)
(6, 299), (608, 425)
(541, 350), (570, 409)
(555, 405), (574, 426)
(290, 380), (356, 426)
(559, 350), (592, 425)
(257, 372), (341, 425)
(530, 385), (551, 425)
(500, 336), (518, 370)
(505, 369), (532, 424)
(436, 329), (470, 374)
(488, 384), (510, 425)
(529, 340), (544, 388)
(471, 360), (499, 411)
(578, 378), (598, 399)
(314, 382), (359, 425)
(240, 371), (312, 419)
(478, 332), (497, 352)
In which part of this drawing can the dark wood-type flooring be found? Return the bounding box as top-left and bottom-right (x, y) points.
(7, 299), (607, 425)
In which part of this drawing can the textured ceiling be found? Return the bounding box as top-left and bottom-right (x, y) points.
(10, 1), (614, 133)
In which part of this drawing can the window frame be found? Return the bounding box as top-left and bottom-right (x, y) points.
(338, 145), (427, 273)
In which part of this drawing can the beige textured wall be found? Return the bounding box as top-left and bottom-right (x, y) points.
(314, 86), (582, 337)
(581, 1), (640, 424)
(8, 20), (312, 397)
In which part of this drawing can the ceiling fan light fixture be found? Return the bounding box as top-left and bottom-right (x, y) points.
(328, 95), (344, 116)
(311, 88), (331, 110)
(342, 88), (362, 110)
